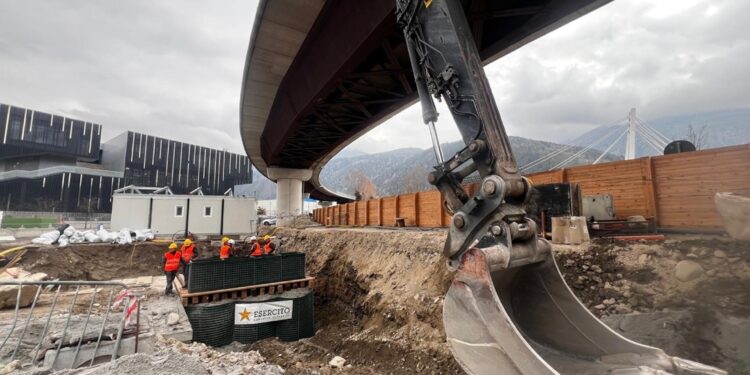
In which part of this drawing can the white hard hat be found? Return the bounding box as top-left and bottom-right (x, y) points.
(228, 239), (235, 245)
(249, 236), (257, 241)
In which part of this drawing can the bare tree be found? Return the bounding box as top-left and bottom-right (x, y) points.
(400, 166), (428, 194)
(686, 123), (709, 150)
(257, 206), (267, 216)
(347, 169), (378, 200)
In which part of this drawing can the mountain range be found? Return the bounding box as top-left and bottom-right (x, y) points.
(240, 107), (750, 200)
(243, 136), (619, 199)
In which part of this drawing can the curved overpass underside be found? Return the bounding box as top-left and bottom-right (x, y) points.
(240, 0), (611, 203)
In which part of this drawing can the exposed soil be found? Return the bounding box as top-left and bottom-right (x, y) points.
(3, 229), (748, 374)
(253, 227), (461, 374)
(555, 235), (750, 373)
(12, 243), (171, 280)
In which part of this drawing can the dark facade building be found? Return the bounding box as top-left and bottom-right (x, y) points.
(0, 103), (252, 212)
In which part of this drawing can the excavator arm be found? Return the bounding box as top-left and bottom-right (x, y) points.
(395, 0), (726, 374)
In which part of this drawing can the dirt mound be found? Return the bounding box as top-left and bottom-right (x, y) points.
(257, 227), (460, 374)
(556, 235), (750, 373)
(14, 243), (170, 280)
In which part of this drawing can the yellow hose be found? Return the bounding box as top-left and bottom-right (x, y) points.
(0, 245), (27, 257)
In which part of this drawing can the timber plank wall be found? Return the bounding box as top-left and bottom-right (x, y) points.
(313, 144), (750, 230)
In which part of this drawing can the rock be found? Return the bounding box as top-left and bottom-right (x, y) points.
(603, 298), (616, 306)
(329, 356), (346, 368)
(637, 254), (650, 265)
(0, 360), (20, 375)
(594, 304), (606, 310)
(167, 312), (180, 326)
(591, 265), (603, 273)
(675, 260), (703, 282)
(0, 268), (48, 309)
(706, 269), (717, 277)
(713, 250), (727, 258)
(686, 253), (699, 259)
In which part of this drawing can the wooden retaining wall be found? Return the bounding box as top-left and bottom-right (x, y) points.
(313, 144), (750, 230)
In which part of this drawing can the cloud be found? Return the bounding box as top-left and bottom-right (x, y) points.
(0, 0), (257, 154)
(0, 0), (747, 158)
(349, 0), (750, 153)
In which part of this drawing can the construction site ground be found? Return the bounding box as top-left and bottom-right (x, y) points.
(0, 227), (748, 374)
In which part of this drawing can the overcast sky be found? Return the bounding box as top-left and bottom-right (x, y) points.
(1, 0), (748, 156)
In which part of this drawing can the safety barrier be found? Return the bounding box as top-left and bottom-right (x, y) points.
(0, 280), (134, 369)
(187, 253), (307, 293)
(185, 290), (315, 346)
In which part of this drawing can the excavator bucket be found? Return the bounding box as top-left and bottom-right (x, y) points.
(443, 245), (727, 375)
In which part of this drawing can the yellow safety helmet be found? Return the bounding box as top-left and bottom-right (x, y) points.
(263, 235), (271, 241)
(183, 238), (192, 246)
(222, 237), (230, 244)
(169, 242), (178, 250)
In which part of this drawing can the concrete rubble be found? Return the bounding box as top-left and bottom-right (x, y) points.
(48, 336), (283, 375)
(0, 267), (47, 309)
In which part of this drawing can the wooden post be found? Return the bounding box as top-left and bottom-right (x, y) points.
(378, 198), (383, 226)
(557, 168), (567, 183)
(439, 192), (447, 227)
(414, 193), (419, 227)
(364, 200), (369, 226)
(395, 195), (400, 226)
(643, 157), (659, 226)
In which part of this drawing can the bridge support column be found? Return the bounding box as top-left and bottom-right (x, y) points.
(268, 168), (313, 226)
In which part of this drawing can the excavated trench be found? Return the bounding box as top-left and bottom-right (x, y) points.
(253, 228), (750, 374)
(249, 227), (462, 374)
(4, 229), (748, 374)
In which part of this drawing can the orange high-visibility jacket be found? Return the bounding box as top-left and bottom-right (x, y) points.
(164, 251), (182, 272)
(220, 245), (231, 259)
(181, 244), (195, 262)
(251, 243), (273, 257)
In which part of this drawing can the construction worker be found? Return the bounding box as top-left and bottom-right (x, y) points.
(180, 238), (199, 286)
(162, 242), (183, 296)
(263, 235), (276, 254)
(251, 235), (276, 256)
(219, 237), (232, 260)
(246, 236), (258, 255)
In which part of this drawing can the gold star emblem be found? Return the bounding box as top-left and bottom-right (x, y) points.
(239, 308), (251, 321)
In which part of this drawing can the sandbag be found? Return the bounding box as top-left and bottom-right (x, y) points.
(31, 231), (61, 245)
(69, 231), (86, 244)
(84, 231), (101, 243)
(133, 230), (147, 242)
(97, 229), (115, 242)
(116, 229), (133, 245)
(63, 226), (76, 237)
(57, 236), (69, 247)
(141, 229), (155, 241)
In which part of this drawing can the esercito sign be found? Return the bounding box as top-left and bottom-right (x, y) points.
(234, 301), (293, 325)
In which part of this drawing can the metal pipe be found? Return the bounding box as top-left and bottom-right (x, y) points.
(110, 295), (131, 363)
(72, 288), (98, 366)
(89, 288), (115, 367)
(427, 121), (445, 164)
(34, 284), (62, 365)
(52, 285), (80, 368)
(0, 286), (24, 352)
(135, 300), (140, 353)
(11, 285), (42, 361)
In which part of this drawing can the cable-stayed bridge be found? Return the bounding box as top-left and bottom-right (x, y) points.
(520, 108), (672, 172)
